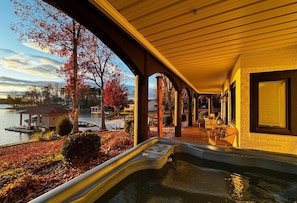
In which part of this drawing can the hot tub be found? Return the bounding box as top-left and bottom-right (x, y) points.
(29, 138), (297, 203)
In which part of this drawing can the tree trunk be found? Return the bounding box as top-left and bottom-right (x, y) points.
(168, 91), (173, 123)
(100, 85), (106, 130)
(72, 36), (79, 133)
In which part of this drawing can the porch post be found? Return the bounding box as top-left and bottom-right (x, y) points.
(133, 75), (139, 146)
(156, 76), (163, 137)
(134, 74), (149, 144)
(188, 93), (193, 126)
(193, 97), (197, 122)
(174, 90), (181, 137)
(208, 97), (211, 117)
(174, 91), (177, 126)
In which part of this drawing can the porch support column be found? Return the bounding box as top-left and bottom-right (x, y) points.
(197, 96), (200, 119)
(193, 97), (197, 122)
(208, 97), (211, 117)
(188, 94), (193, 126)
(156, 76), (163, 137)
(134, 74), (148, 144)
(134, 75), (139, 146)
(174, 90), (181, 137)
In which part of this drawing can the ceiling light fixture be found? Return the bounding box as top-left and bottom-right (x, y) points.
(192, 9), (198, 15)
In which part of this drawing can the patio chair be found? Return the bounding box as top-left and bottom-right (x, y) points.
(222, 127), (239, 147)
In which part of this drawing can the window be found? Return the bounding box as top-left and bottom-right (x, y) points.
(250, 70), (297, 135)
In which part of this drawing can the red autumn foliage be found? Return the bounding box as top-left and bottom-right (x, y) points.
(104, 78), (129, 110)
(10, 0), (99, 133)
(0, 131), (133, 203)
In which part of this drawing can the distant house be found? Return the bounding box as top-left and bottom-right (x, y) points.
(148, 99), (157, 112)
(90, 106), (100, 115)
(122, 99), (158, 113)
(123, 103), (134, 112)
(19, 106), (69, 130)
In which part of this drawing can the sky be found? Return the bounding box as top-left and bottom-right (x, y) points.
(0, 0), (143, 99)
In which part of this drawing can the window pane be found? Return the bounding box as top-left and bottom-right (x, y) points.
(258, 80), (286, 128)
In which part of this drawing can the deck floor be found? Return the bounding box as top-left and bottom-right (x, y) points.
(170, 124), (232, 147)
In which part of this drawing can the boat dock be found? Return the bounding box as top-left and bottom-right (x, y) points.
(5, 126), (35, 134)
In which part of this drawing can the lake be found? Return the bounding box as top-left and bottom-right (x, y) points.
(0, 104), (30, 146)
(0, 104), (124, 146)
(0, 105), (97, 146)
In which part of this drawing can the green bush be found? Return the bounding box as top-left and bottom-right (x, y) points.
(124, 120), (134, 134)
(62, 132), (101, 166)
(56, 115), (73, 136)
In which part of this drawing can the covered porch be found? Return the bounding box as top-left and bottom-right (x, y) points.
(46, 0), (297, 154)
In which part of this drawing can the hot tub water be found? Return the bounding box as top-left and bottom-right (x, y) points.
(97, 153), (297, 203)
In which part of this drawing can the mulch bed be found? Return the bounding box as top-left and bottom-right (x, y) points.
(0, 131), (134, 203)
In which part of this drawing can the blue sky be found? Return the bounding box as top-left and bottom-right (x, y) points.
(0, 0), (141, 99)
(0, 0), (66, 98)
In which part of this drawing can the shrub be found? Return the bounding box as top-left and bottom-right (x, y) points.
(124, 120), (133, 134)
(62, 132), (100, 166)
(30, 132), (43, 141)
(43, 131), (57, 140)
(30, 131), (58, 141)
(56, 115), (73, 136)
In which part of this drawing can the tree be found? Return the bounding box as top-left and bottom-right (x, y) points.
(6, 94), (23, 107)
(81, 39), (123, 130)
(11, 0), (93, 133)
(181, 89), (189, 113)
(104, 76), (128, 111)
(23, 86), (41, 106)
(41, 84), (53, 106)
(6, 95), (15, 106)
(161, 74), (175, 124)
(79, 87), (101, 109)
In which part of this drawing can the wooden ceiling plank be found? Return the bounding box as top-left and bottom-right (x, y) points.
(155, 14), (297, 49)
(138, 0), (262, 35)
(160, 26), (297, 55)
(169, 39), (297, 63)
(146, 2), (297, 41)
(108, 0), (140, 10)
(119, 0), (179, 20)
(130, 0), (223, 29)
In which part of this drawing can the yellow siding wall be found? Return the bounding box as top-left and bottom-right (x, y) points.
(226, 45), (297, 154)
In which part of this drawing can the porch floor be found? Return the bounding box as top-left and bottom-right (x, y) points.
(170, 124), (233, 147)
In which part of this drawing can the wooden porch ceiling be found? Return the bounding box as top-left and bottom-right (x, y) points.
(90, 0), (297, 93)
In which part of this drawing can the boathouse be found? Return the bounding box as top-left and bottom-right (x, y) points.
(19, 106), (69, 130)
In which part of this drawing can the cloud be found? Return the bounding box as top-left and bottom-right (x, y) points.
(0, 76), (64, 98)
(121, 71), (134, 81)
(22, 42), (51, 54)
(0, 48), (63, 78)
(0, 48), (17, 55)
(0, 76), (63, 87)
